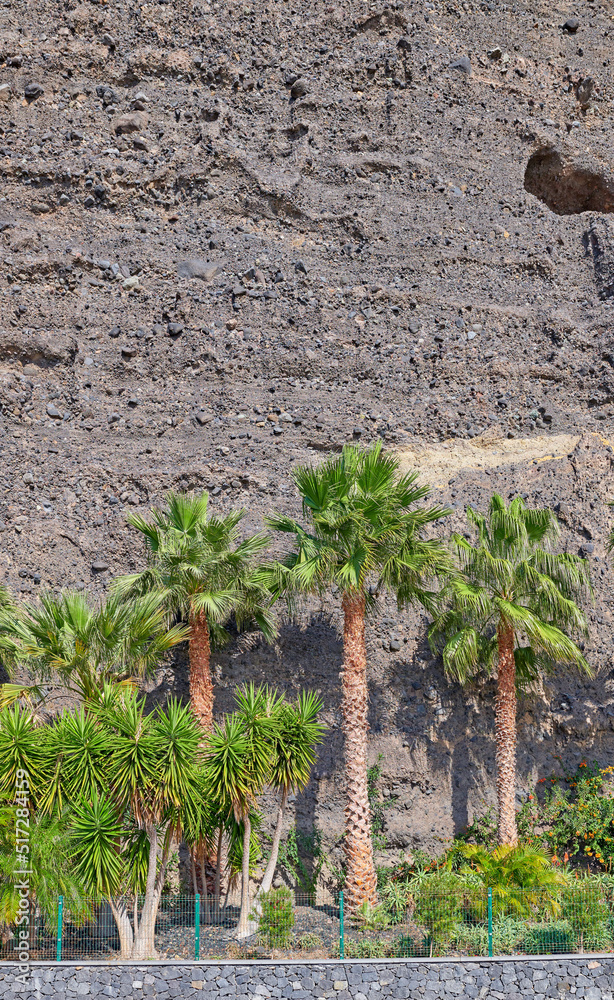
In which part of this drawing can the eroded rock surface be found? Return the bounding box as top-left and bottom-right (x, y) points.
(1, 0), (614, 856)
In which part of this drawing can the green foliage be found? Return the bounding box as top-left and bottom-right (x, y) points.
(205, 684), (282, 821)
(0, 800), (90, 931)
(378, 876), (413, 924)
(367, 754), (395, 851)
(276, 825), (327, 896)
(116, 491), (276, 646)
(297, 932), (323, 951)
(0, 688), (205, 903)
(452, 842), (568, 887)
(430, 495), (591, 688)
(0, 590), (188, 706)
(561, 882), (612, 951)
(268, 691), (326, 798)
(333, 937), (389, 958)
(256, 887), (295, 948)
(517, 759), (614, 870)
(351, 899), (391, 931)
(70, 792), (126, 897)
(266, 440), (450, 612)
(0, 705), (43, 797)
(457, 808), (498, 846)
(412, 872), (465, 951)
(226, 811), (262, 878)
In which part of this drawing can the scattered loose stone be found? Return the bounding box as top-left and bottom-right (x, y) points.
(114, 112), (148, 134)
(449, 56), (471, 75)
(177, 259), (224, 281)
(24, 83), (44, 100)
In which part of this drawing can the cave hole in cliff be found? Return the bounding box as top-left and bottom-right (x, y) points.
(524, 148), (614, 215)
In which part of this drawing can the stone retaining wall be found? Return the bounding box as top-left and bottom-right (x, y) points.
(3, 958), (614, 999)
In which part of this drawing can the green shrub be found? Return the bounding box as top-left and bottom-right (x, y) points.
(561, 884), (612, 952)
(452, 915), (525, 956)
(297, 932), (323, 951)
(256, 888), (295, 949)
(395, 934), (429, 958)
(334, 937), (389, 958)
(521, 920), (575, 955)
(277, 826), (326, 896)
(351, 899), (391, 931)
(470, 759), (614, 872)
(412, 874), (464, 956)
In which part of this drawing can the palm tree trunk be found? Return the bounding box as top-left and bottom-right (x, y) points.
(341, 590), (378, 910)
(189, 609), (218, 892)
(189, 609), (214, 732)
(495, 621), (518, 846)
(257, 787), (289, 898)
(236, 814), (253, 939)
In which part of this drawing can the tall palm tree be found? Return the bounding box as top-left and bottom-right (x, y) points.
(266, 442), (450, 910)
(430, 495), (591, 846)
(0, 590), (188, 707)
(115, 492), (276, 731)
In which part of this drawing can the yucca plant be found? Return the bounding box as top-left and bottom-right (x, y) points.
(430, 496), (591, 846)
(257, 691), (325, 898)
(0, 688), (206, 959)
(204, 684), (281, 938)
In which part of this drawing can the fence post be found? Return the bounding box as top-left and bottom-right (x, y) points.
(56, 896), (64, 962)
(195, 894), (201, 961)
(339, 890), (344, 960)
(487, 888), (493, 958)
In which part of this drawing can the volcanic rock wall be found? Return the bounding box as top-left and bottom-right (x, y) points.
(1, 0), (614, 856)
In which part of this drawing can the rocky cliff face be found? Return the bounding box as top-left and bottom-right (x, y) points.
(1, 0), (614, 860)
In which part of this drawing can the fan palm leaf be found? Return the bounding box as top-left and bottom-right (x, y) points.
(266, 441), (451, 910)
(430, 495), (591, 846)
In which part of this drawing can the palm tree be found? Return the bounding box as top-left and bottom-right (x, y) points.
(257, 691), (325, 898)
(0, 590), (188, 707)
(266, 441), (450, 910)
(115, 492), (276, 731)
(430, 495), (591, 847)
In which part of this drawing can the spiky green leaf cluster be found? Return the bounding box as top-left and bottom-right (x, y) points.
(0, 590), (188, 707)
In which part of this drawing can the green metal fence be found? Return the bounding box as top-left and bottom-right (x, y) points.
(2, 889), (614, 961)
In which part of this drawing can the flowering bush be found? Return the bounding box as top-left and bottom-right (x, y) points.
(517, 759), (614, 870)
